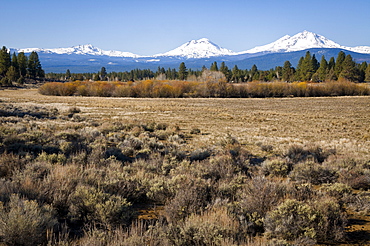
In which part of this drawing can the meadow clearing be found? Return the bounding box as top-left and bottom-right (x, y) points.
(0, 88), (369, 245)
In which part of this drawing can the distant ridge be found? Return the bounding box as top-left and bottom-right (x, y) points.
(15, 31), (370, 58)
(12, 31), (370, 72)
(19, 44), (140, 58)
(154, 38), (236, 59)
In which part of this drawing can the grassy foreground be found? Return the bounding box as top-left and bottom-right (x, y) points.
(0, 89), (369, 245)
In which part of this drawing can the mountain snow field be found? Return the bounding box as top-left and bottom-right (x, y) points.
(17, 31), (370, 59)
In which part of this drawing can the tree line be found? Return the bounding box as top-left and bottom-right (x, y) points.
(2, 44), (370, 85)
(0, 46), (45, 86)
(46, 51), (370, 83)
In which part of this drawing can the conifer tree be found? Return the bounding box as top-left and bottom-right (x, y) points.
(315, 55), (328, 81)
(231, 65), (240, 82)
(328, 57), (335, 70)
(210, 61), (218, 71)
(365, 63), (370, 82)
(219, 62), (230, 81)
(100, 67), (107, 80)
(6, 66), (18, 82)
(282, 60), (294, 82)
(311, 54), (319, 72)
(66, 69), (71, 81)
(300, 51), (314, 81)
(11, 52), (19, 76)
(17, 52), (28, 77)
(339, 54), (358, 81)
(27, 51), (44, 79)
(295, 57), (304, 81)
(250, 64), (259, 81)
(178, 62), (187, 80)
(335, 51), (346, 77)
(0, 46), (11, 77)
(358, 62), (367, 82)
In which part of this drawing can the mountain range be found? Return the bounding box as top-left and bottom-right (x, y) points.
(13, 31), (370, 73)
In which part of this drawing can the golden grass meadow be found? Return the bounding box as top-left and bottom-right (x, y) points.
(0, 88), (369, 245)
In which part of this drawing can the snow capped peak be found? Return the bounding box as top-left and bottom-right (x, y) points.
(243, 30), (343, 54)
(155, 38), (236, 58)
(191, 38), (211, 43)
(19, 44), (140, 58)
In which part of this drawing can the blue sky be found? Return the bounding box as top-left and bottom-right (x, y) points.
(2, 0), (369, 55)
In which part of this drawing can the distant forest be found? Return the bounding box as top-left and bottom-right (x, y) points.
(1, 44), (370, 86)
(43, 51), (370, 83)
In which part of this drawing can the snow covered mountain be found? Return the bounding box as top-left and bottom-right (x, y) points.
(154, 38), (236, 59)
(14, 31), (370, 73)
(241, 30), (370, 54)
(242, 30), (342, 54)
(17, 31), (370, 60)
(19, 44), (140, 58)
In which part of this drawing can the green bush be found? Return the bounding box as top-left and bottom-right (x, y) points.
(68, 185), (134, 228)
(264, 199), (318, 242)
(261, 158), (291, 177)
(0, 194), (57, 246)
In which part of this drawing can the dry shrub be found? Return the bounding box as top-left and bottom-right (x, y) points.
(339, 169), (370, 190)
(0, 194), (57, 246)
(167, 206), (240, 246)
(236, 176), (286, 235)
(286, 183), (316, 202)
(68, 185), (134, 228)
(285, 144), (334, 164)
(320, 182), (352, 199)
(164, 179), (212, 222)
(261, 157), (291, 177)
(289, 161), (338, 185)
(344, 191), (370, 214)
(0, 152), (25, 178)
(189, 148), (211, 162)
(264, 199), (318, 242)
(264, 197), (346, 244)
(313, 197), (347, 242)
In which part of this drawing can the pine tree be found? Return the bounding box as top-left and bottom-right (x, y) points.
(295, 57), (304, 81)
(17, 52), (28, 77)
(339, 54), (358, 81)
(27, 51), (44, 79)
(0, 46), (11, 77)
(6, 66), (18, 82)
(358, 62), (367, 82)
(11, 52), (19, 76)
(178, 62), (187, 80)
(315, 55), (328, 81)
(66, 69), (71, 81)
(300, 51), (314, 81)
(230, 65), (240, 82)
(328, 57), (335, 70)
(250, 64), (258, 81)
(335, 51), (346, 77)
(365, 63), (370, 82)
(219, 62), (230, 81)
(311, 54), (319, 72)
(210, 61), (218, 71)
(282, 60), (294, 82)
(100, 67), (107, 80)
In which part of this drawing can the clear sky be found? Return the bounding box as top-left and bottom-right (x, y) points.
(2, 0), (369, 55)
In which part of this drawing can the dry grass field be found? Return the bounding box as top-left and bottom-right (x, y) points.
(2, 89), (369, 156)
(0, 88), (369, 245)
